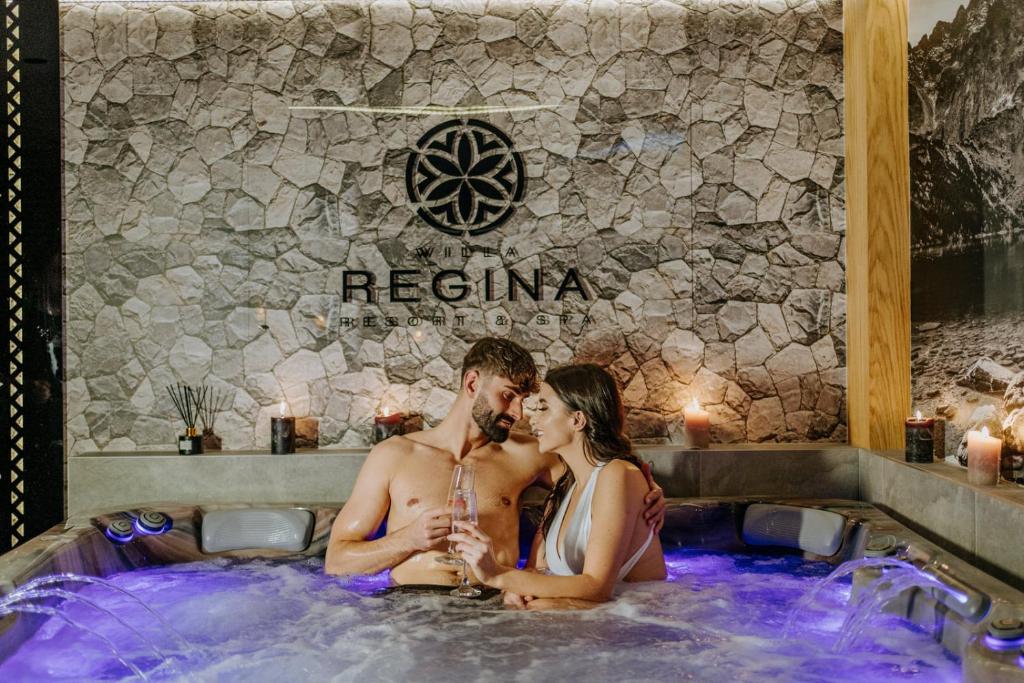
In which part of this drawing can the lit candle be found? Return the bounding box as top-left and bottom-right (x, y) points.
(904, 409), (935, 463)
(373, 405), (404, 444)
(966, 426), (1002, 486)
(271, 400), (296, 454)
(684, 398), (711, 449)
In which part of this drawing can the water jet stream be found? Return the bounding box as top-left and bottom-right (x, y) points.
(783, 557), (917, 637)
(1, 587), (190, 680)
(0, 603), (149, 681)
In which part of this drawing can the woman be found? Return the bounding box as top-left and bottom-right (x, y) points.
(449, 363), (666, 608)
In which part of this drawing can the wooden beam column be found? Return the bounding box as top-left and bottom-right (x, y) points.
(844, 0), (911, 449)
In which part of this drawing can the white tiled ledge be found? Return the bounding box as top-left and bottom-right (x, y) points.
(73, 448), (370, 458)
(68, 443), (860, 515)
(74, 442), (852, 457)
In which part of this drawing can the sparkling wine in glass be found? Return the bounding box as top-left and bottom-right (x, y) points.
(451, 488), (482, 598)
(435, 463), (474, 565)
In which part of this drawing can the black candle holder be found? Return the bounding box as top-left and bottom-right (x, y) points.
(373, 413), (404, 444)
(271, 416), (296, 454)
(905, 416), (935, 463)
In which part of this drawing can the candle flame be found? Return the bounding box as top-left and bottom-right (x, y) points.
(981, 426), (990, 438)
(382, 405), (391, 418)
(915, 409), (922, 421)
(279, 401), (286, 418)
(689, 398), (701, 411)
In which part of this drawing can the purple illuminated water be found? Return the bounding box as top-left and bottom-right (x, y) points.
(0, 550), (959, 682)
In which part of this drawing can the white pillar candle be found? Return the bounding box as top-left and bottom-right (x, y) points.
(684, 398), (711, 449)
(966, 426), (1002, 486)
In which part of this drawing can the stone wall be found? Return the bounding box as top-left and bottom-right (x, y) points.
(62, 0), (846, 454)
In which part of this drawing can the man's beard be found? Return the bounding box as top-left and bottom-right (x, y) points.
(472, 394), (515, 443)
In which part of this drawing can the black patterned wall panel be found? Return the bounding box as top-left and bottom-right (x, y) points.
(3, 0), (24, 550)
(1, 0), (62, 552)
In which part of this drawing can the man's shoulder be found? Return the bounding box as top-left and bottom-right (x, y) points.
(495, 431), (558, 473)
(498, 430), (541, 456)
(367, 434), (425, 462)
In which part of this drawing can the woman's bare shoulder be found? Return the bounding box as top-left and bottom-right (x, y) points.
(596, 459), (648, 495)
(601, 458), (643, 477)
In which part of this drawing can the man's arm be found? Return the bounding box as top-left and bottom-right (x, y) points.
(528, 528), (547, 571)
(532, 449), (565, 490)
(324, 442), (448, 576)
(638, 461), (666, 532)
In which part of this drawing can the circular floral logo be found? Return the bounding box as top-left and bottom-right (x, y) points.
(406, 119), (526, 237)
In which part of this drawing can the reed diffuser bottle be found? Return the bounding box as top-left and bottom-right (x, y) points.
(168, 383), (204, 455)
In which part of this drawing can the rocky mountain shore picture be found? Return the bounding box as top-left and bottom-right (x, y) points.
(909, 0), (1024, 482)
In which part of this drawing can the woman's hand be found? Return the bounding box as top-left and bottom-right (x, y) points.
(448, 521), (507, 584)
(502, 592), (536, 609)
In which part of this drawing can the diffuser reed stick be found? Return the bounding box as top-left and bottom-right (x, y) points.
(199, 386), (229, 433)
(167, 383), (205, 454)
(199, 385), (229, 451)
(167, 383), (199, 432)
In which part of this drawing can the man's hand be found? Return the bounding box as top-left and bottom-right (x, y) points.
(400, 507), (451, 551)
(640, 461), (666, 533)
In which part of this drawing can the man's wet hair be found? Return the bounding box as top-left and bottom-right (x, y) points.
(460, 338), (539, 394)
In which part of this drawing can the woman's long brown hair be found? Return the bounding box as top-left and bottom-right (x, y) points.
(539, 364), (642, 538)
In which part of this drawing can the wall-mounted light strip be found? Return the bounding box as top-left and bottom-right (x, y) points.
(56, 0), (804, 4)
(289, 104), (558, 116)
(4, 0), (26, 550)
(57, 0), (211, 3)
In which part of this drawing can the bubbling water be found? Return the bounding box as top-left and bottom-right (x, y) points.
(0, 551), (959, 682)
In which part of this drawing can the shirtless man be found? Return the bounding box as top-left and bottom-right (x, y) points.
(324, 338), (665, 586)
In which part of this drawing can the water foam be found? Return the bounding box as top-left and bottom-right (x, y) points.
(0, 550), (959, 682)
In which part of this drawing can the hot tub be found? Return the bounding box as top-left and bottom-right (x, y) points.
(0, 499), (1021, 682)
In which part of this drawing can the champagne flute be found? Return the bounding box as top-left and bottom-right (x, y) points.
(435, 464), (475, 565)
(450, 488), (482, 598)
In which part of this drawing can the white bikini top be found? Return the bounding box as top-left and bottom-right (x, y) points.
(544, 462), (655, 581)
